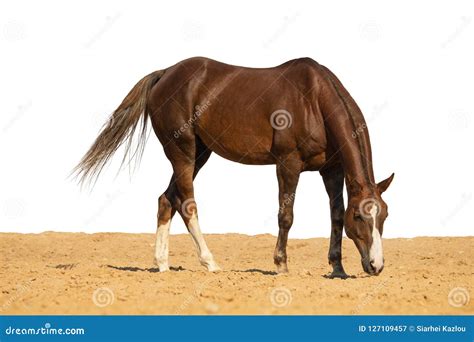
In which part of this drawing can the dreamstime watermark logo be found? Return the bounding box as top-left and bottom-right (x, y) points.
(358, 198), (380, 219)
(351, 279), (388, 314)
(181, 21), (205, 42)
(174, 100), (211, 138)
(92, 287), (114, 307)
(366, 101), (389, 124)
(175, 278), (214, 314)
(3, 21), (26, 42)
(263, 192), (295, 227)
(5, 322), (85, 336)
(441, 192), (471, 226)
(83, 190), (123, 225)
(359, 21), (381, 42)
(2, 198), (26, 219)
(351, 122), (367, 139)
(270, 109), (293, 130)
(263, 13), (300, 48)
(270, 286), (292, 308)
(84, 13), (121, 48)
(181, 198), (197, 219)
(3, 100), (32, 133)
(447, 109), (470, 130)
(441, 16), (471, 48)
(352, 102), (389, 138)
(448, 287), (469, 308)
(279, 193), (295, 214)
(0, 280), (32, 312)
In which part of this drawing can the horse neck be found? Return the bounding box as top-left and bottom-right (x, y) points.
(318, 66), (376, 197)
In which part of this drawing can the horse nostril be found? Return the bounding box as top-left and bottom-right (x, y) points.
(370, 259), (384, 275)
(368, 260), (376, 273)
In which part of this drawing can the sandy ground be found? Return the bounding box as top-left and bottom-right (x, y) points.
(0, 232), (472, 315)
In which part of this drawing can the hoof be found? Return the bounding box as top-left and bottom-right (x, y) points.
(201, 260), (221, 272)
(207, 264), (222, 272)
(154, 258), (170, 272)
(326, 270), (349, 279)
(276, 264), (289, 274)
(157, 264), (170, 272)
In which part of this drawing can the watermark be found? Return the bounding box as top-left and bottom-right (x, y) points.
(175, 278), (214, 314)
(263, 13), (300, 48)
(92, 287), (114, 307)
(441, 16), (471, 48)
(263, 192), (295, 227)
(84, 13), (121, 48)
(448, 287), (470, 308)
(366, 101), (389, 123)
(352, 101), (389, 138)
(351, 279), (388, 314)
(2, 198), (26, 219)
(3, 100), (32, 133)
(279, 193), (295, 214)
(5, 322), (85, 336)
(0, 280), (32, 312)
(174, 100), (212, 139)
(270, 109), (293, 130)
(351, 122), (367, 139)
(447, 109), (470, 130)
(358, 198), (381, 219)
(359, 20), (381, 42)
(440, 193), (471, 226)
(269, 286), (292, 308)
(181, 20), (206, 42)
(83, 190), (123, 225)
(3, 21), (26, 42)
(181, 198), (197, 219)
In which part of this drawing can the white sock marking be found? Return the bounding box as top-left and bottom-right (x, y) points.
(155, 219), (170, 272)
(187, 212), (220, 271)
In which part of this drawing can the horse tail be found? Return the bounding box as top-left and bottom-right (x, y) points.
(72, 69), (165, 186)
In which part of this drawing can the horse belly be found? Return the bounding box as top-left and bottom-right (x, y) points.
(304, 152), (327, 171)
(196, 108), (275, 165)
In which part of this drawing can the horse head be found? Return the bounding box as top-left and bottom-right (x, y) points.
(344, 173), (394, 275)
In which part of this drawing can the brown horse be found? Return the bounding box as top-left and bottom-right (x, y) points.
(74, 57), (394, 278)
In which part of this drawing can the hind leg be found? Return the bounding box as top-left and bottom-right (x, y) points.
(154, 139), (213, 272)
(177, 137), (220, 272)
(159, 134), (219, 271)
(154, 177), (178, 272)
(174, 158), (220, 271)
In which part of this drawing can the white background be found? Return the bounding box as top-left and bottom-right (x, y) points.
(1, 0), (473, 238)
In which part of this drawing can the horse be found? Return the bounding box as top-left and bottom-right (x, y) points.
(74, 57), (394, 278)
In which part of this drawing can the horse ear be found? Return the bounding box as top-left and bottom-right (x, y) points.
(377, 173), (394, 194)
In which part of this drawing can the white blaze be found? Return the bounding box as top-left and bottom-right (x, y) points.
(369, 205), (384, 272)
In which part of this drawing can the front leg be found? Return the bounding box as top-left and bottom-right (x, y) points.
(273, 155), (302, 273)
(321, 166), (348, 279)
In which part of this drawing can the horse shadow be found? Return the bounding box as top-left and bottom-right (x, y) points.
(107, 265), (362, 278)
(322, 273), (358, 279)
(106, 265), (185, 273)
(231, 268), (278, 276)
(106, 265), (278, 275)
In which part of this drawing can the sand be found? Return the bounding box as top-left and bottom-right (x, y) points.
(0, 232), (472, 315)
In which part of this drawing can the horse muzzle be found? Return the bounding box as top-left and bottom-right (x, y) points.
(362, 256), (384, 276)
